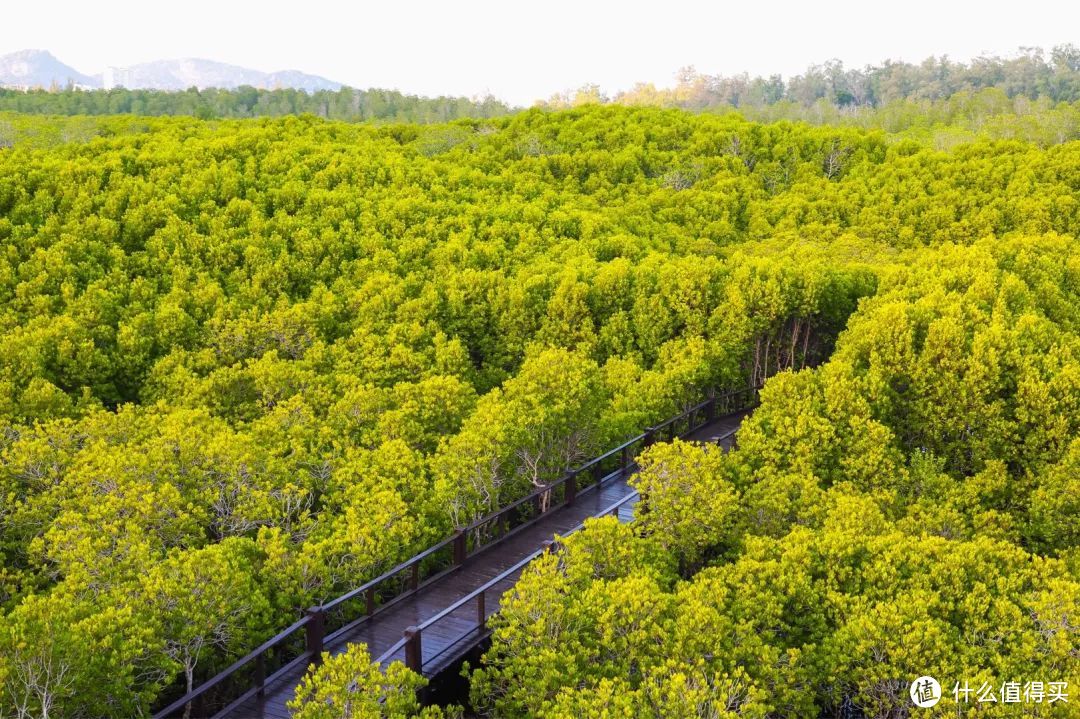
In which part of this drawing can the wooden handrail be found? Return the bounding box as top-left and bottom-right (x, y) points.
(152, 385), (758, 718)
(423, 491), (639, 632)
(151, 616), (311, 719)
(321, 533), (459, 612)
(383, 490), (642, 673)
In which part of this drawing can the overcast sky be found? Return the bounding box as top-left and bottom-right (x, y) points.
(3, 0), (1078, 105)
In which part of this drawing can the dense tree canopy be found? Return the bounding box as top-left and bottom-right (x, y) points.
(472, 236), (1080, 718)
(0, 103), (1077, 717)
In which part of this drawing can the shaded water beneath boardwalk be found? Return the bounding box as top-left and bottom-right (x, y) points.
(423, 639), (489, 715)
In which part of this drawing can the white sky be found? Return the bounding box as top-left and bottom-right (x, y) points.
(3, 0), (1078, 106)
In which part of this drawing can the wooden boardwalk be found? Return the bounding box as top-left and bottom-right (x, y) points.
(222, 411), (746, 719)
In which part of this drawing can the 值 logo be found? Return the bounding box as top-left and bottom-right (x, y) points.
(911, 676), (942, 708)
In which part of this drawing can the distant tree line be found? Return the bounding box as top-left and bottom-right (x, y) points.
(548, 45), (1080, 109)
(5, 46), (1080, 128)
(538, 46), (1080, 147)
(0, 84), (514, 123)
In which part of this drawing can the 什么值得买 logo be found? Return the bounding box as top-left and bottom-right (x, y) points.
(910, 676), (1069, 707)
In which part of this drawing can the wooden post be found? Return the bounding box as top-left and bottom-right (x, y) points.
(404, 627), (422, 673)
(366, 586), (376, 616)
(706, 396), (716, 423)
(620, 446), (629, 476)
(453, 531), (467, 566)
(305, 607), (325, 665)
(477, 591), (487, 629)
(410, 563), (419, 591)
(644, 428), (655, 447)
(566, 472), (577, 506)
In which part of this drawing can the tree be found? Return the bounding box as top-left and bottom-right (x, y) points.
(432, 348), (605, 525)
(0, 589), (162, 719)
(288, 643), (453, 719)
(630, 440), (739, 567)
(139, 539), (273, 718)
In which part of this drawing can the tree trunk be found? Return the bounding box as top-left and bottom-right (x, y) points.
(183, 664), (194, 719)
(802, 320), (812, 367)
(793, 317), (802, 368)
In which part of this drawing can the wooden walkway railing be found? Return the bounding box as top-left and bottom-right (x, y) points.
(387, 485), (644, 676)
(386, 415), (749, 678)
(151, 385), (759, 719)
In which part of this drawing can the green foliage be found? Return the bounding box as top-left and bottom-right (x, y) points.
(140, 539), (275, 697)
(471, 232), (1080, 717)
(1029, 439), (1080, 552)
(630, 440), (739, 565)
(288, 643), (454, 719)
(0, 589), (163, 719)
(1, 102), (1078, 716)
(474, 514), (1080, 718)
(431, 348), (607, 526)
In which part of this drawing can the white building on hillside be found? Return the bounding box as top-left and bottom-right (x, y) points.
(103, 67), (134, 90)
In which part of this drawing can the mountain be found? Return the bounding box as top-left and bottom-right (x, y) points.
(0, 50), (343, 92)
(102, 58), (342, 92)
(0, 49), (97, 89)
